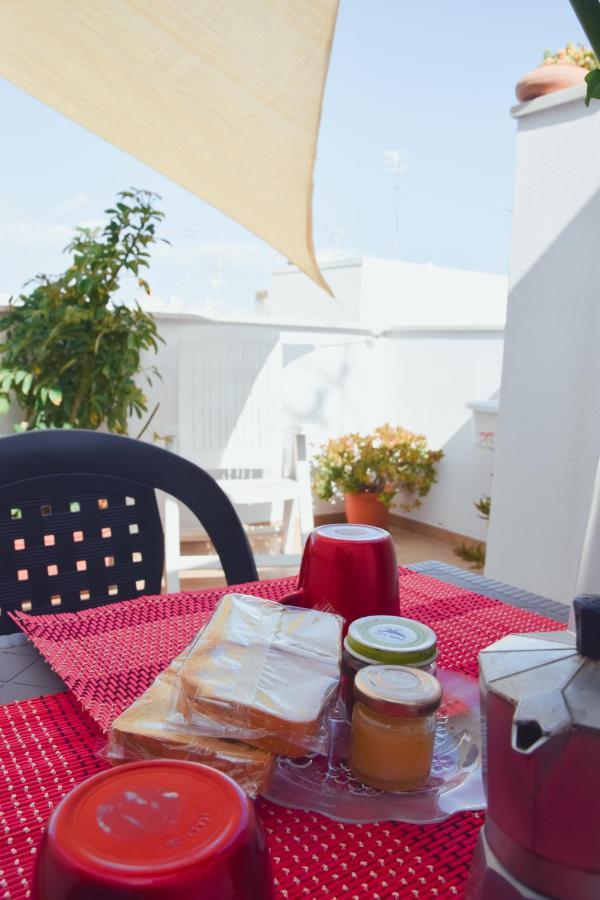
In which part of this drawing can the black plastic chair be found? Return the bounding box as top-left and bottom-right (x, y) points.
(0, 430), (258, 634)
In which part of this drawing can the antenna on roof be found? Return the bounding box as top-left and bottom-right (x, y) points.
(384, 149), (407, 260)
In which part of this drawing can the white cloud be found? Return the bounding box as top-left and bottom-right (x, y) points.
(0, 220), (72, 249)
(54, 192), (89, 215)
(47, 224), (75, 243)
(0, 216), (104, 251)
(315, 246), (359, 263)
(77, 218), (105, 232)
(154, 239), (280, 271)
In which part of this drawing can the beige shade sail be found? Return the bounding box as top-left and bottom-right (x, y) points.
(0, 0), (338, 293)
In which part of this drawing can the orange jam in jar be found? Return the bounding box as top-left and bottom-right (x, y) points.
(349, 665), (443, 791)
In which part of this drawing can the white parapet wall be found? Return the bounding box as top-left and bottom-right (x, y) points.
(268, 256), (507, 331)
(485, 85), (600, 604)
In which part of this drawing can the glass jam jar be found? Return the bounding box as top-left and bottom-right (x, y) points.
(349, 665), (443, 791)
(341, 616), (437, 716)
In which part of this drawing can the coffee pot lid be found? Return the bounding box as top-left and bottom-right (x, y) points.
(479, 597), (600, 735)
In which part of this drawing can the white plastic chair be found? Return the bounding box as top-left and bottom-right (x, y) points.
(163, 325), (314, 590)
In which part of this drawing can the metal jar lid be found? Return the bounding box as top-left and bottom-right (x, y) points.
(345, 615), (437, 666)
(354, 665), (443, 718)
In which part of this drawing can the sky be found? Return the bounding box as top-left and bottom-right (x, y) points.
(0, 0), (588, 314)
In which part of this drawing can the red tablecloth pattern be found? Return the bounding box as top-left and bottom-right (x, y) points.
(10, 570), (560, 733)
(2, 569), (564, 898)
(1, 692), (481, 899)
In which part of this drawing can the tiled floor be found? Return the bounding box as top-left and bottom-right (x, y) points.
(0, 638), (67, 703)
(0, 526), (475, 703)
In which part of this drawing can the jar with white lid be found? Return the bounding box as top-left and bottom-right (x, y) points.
(341, 615), (437, 715)
(349, 665), (443, 791)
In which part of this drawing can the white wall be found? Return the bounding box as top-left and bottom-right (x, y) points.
(268, 259), (363, 322)
(383, 328), (502, 540)
(361, 259), (506, 330)
(268, 256), (507, 330)
(485, 85), (600, 604)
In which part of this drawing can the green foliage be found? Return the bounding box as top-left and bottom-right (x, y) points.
(568, 1), (600, 104)
(474, 494), (491, 521)
(0, 189), (165, 433)
(454, 540), (486, 570)
(454, 496), (491, 570)
(312, 424), (443, 512)
(585, 68), (600, 105)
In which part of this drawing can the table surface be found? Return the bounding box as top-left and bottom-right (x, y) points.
(0, 562), (571, 900)
(0, 560), (568, 705)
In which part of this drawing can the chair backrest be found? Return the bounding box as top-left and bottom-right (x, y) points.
(177, 325), (284, 476)
(0, 430), (258, 634)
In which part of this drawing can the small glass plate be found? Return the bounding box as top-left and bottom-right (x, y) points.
(264, 670), (484, 824)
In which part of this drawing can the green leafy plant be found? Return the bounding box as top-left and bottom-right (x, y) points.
(313, 424), (443, 511)
(0, 189), (165, 433)
(454, 495), (491, 570)
(454, 540), (486, 570)
(569, 1), (600, 105)
(474, 494), (491, 520)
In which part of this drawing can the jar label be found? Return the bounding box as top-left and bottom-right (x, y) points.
(370, 623), (420, 646)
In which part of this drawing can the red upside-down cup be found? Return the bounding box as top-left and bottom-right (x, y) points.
(32, 760), (274, 900)
(282, 524), (399, 631)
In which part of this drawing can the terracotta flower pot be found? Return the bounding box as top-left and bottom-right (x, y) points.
(515, 64), (587, 102)
(344, 492), (390, 528)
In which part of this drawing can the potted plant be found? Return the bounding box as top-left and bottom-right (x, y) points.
(454, 495), (490, 570)
(0, 189), (164, 434)
(516, 43), (598, 103)
(313, 424), (443, 528)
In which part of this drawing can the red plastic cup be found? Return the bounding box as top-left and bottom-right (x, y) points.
(32, 760), (274, 900)
(282, 524), (399, 630)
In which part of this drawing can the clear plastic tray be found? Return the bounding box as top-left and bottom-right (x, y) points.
(264, 670), (484, 824)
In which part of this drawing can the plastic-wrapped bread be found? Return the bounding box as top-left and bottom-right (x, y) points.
(106, 651), (274, 797)
(175, 594), (343, 757)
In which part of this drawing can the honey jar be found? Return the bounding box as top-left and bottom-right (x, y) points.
(341, 615), (437, 716)
(349, 665), (443, 791)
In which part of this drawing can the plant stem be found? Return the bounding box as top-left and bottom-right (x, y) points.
(136, 401), (160, 440)
(70, 372), (91, 425)
(107, 214), (150, 289)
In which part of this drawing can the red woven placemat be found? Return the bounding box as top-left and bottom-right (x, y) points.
(10, 569), (560, 732)
(3, 571), (563, 899)
(1, 692), (483, 899)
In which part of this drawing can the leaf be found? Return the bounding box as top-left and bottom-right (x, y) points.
(48, 388), (63, 407)
(59, 358), (78, 375)
(21, 373), (33, 395)
(585, 69), (600, 106)
(0, 395), (9, 414)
